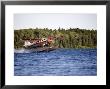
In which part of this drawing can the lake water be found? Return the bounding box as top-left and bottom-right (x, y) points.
(14, 48), (97, 76)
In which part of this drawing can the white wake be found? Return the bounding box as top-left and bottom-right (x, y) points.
(14, 48), (31, 53)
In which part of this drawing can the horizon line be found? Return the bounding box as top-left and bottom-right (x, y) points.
(14, 27), (97, 30)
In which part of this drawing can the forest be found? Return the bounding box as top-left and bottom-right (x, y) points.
(14, 27), (97, 49)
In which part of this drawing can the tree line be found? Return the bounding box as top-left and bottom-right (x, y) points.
(14, 27), (97, 49)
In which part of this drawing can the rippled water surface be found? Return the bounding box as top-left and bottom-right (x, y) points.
(14, 48), (97, 76)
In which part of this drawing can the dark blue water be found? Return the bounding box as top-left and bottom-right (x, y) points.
(14, 48), (97, 76)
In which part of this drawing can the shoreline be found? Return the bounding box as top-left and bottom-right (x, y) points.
(14, 47), (97, 50)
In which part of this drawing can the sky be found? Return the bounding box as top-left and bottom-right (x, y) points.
(14, 13), (97, 30)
